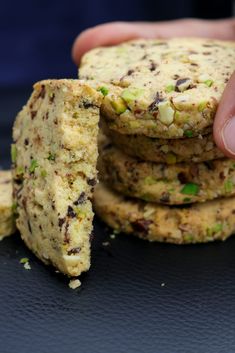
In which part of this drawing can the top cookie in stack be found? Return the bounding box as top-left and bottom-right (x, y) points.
(80, 38), (235, 244)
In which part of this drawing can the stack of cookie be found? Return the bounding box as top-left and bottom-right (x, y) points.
(80, 37), (235, 244)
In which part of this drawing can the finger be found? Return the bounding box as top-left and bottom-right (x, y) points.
(72, 19), (235, 64)
(213, 71), (235, 159)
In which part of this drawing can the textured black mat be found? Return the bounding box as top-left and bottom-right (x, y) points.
(0, 87), (235, 353)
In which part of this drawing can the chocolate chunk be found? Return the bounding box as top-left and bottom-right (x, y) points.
(131, 219), (152, 234)
(148, 92), (164, 112)
(127, 69), (134, 76)
(204, 161), (215, 170)
(73, 192), (86, 206)
(149, 61), (157, 71)
(38, 85), (45, 99)
(27, 220), (32, 234)
(24, 138), (29, 146)
(49, 93), (55, 103)
(160, 192), (170, 203)
(31, 111), (37, 119)
(67, 206), (77, 218)
(64, 222), (70, 244)
(67, 247), (81, 255)
(87, 178), (97, 186)
(58, 217), (66, 229)
(178, 172), (188, 184)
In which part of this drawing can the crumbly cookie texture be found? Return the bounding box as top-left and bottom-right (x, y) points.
(99, 144), (235, 204)
(12, 79), (102, 276)
(104, 127), (224, 164)
(94, 183), (235, 244)
(80, 38), (235, 138)
(0, 171), (15, 238)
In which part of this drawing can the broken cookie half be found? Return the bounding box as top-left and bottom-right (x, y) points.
(12, 79), (102, 276)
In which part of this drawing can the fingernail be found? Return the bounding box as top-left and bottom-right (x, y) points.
(222, 117), (235, 155)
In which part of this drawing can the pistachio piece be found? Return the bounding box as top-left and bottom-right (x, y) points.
(98, 86), (109, 96)
(181, 182), (199, 195)
(110, 97), (127, 114)
(121, 88), (144, 103)
(11, 144), (17, 163)
(165, 153), (177, 164)
(158, 101), (175, 125)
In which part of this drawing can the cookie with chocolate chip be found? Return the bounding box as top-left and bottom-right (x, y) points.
(12, 79), (102, 276)
(103, 124), (224, 164)
(80, 38), (235, 138)
(94, 183), (235, 244)
(99, 143), (235, 205)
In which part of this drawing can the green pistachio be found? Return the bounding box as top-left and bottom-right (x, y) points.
(40, 169), (47, 177)
(144, 176), (157, 185)
(183, 197), (191, 203)
(184, 130), (193, 138)
(98, 86), (109, 96)
(111, 97), (127, 114)
(121, 88), (144, 103)
(29, 159), (39, 173)
(180, 183), (199, 195)
(204, 80), (213, 87)
(165, 153), (177, 164)
(198, 101), (207, 112)
(47, 152), (56, 161)
(165, 84), (175, 93)
(11, 144), (17, 163)
(224, 180), (233, 193)
(20, 257), (29, 264)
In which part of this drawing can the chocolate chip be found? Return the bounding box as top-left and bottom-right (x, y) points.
(38, 85), (45, 99)
(87, 178), (97, 186)
(160, 192), (170, 203)
(58, 217), (66, 229)
(204, 161), (215, 170)
(148, 92), (164, 111)
(178, 172), (188, 184)
(67, 247), (81, 255)
(31, 111), (37, 119)
(131, 219), (152, 234)
(64, 222), (70, 244)
(49, 93), (55, 103)
(127, 69), (134, 76)
(73, 192), (86, 206)
(24, 138), (29, 146)
(27, 220), (32, 234)
(67, 206), (77, 218)
(149, 61), (157, 71)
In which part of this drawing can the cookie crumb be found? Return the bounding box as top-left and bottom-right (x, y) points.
(110, 234), (116, 239)
(69, 279), (81, 290)
(161, 282), (165, 287)
(20, 257), (31, 270)
(102, 241), (110, 246)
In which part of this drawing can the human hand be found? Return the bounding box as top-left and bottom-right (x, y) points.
(72, 18), (235, 158)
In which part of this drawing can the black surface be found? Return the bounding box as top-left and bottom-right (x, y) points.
(1, 88), (235, 353)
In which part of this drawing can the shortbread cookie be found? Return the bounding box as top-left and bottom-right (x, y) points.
(99, 145), (235, 205)
(12, 80), (102, 276)
(0, 171), (15, 238)
(80, 38), (235, 138)
(104, 128), (224, 164)
(94, 183), (235, 244)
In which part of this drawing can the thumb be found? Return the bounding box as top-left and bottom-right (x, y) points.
(213, 71), (235, 159)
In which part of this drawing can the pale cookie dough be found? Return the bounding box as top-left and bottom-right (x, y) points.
(99, 145), (235, 205)
(12, 79), (102, 276)
(80, 38), (235, 138)
(0, 171), (15, 238)
(94, 183), (235, 244)
(104, 127), (224, 164)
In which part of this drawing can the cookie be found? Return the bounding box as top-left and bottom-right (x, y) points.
(80, 38), (235, 138)
(99, 144), (235, 205)
(0, 171), (15, 238)
(104, 127), (224, 164)
(12, 80), (102, 276)
(94, 183), (235, 244)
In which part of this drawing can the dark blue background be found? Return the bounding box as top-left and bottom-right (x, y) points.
(0, 0), (233, 87)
